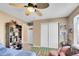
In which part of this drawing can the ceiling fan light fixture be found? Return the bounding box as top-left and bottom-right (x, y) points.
(27, 7), (35, 13)
(9, 3), (49, 16)
(25, 10), (31, 16)
(25, 7), (35, 16)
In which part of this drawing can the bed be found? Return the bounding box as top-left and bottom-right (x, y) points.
(0, 43), (36, 56)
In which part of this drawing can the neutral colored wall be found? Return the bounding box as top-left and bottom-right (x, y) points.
(33, 17), (68, 47)
(33, 6), (79, 47)
(68, 6), (79, 44)
(0, 11), (30, 50)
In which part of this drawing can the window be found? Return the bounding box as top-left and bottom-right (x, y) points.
(74, 15), (79, 46)
(40, 22), (59, 49)
(27, 26), (33, 44)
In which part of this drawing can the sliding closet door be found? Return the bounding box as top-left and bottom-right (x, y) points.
(41, 23), (49, 47)
(49, 22), (59, 49)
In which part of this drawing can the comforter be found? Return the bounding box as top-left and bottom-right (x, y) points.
(0, 43), (36, 56)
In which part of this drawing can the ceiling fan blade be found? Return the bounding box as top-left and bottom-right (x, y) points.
(35, 9), (42, 16)
(37, 3), (49, 9)
(9, 3), (25, 8)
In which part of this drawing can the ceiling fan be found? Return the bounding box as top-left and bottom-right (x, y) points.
(9, 3), (49, 16)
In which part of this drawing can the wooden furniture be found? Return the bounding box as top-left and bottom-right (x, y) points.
(6, 21), (22, 50)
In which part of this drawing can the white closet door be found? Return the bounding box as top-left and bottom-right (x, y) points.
(41, 23), (48, 47)
(49, 22), (58, 49)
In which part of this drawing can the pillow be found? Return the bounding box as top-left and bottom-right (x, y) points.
(60, 46), (70, 52)
(59, 46), (71, 56)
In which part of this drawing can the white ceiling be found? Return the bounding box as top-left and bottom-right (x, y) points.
(0, 3), (78, 22)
